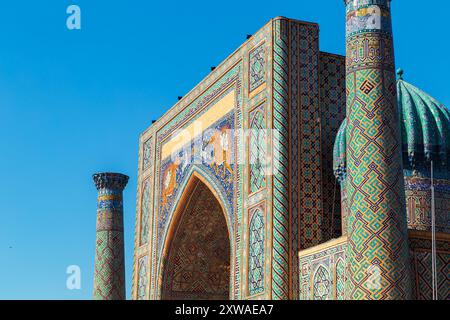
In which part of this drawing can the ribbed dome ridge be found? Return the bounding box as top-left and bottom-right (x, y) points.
(397, 78), (450, 167)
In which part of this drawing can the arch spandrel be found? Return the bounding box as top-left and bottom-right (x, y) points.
(157, 165), (235, 255)
(156, 110), (236, 257)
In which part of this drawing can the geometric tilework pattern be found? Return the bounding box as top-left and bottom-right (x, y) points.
(299, 232), (450, 300)
(140, 181), (151, 246)
(289, 22), (301, 299)
(319, 53), (346, 240)
(271, 18), (291, 300)
(248, 208), (265, 296)
(344, 0), (412, 300)
(335, 259), (345, 300)
(137, 255), (148, 300)
(93, 231), (126, 300)
(313, 265), (331, 300)
(287, 20), (324, 299)
(405, 177), (450, 233)
(413, 251), (450, 300)
(297, 23), (323, 251)
(298, 238), (347, 300)
(143, 138), (152, 172)
(249, 106), (267, 193)
(249, 44), (266, 92)
(409, 234), (450, 300)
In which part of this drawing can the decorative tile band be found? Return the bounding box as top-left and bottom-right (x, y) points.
(271, 18), (290, 300)
(248, 205), (265, 296)
(140, 180), (151, 246)
(405, 177), (450, 233)
(137, 255), (149, 300)
(249, 44), (267, 92)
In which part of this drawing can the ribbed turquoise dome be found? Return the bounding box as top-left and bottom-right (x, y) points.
(334, 70), (450, 180)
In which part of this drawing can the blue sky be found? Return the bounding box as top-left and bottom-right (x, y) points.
(0, 0), (448, 300)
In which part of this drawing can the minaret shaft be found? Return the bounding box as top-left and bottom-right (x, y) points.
(93, 172), (129, 300)
(344, 0), (411, 299)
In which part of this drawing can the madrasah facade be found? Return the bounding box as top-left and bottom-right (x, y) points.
(91, 0), (450, 300)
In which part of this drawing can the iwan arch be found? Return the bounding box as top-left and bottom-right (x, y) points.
(124, 1), (450, 300)
(160, 171), (233, 300)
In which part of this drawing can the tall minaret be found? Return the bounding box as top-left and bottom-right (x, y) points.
(344, 0), (411, 299)
(93, 172), (129, 300)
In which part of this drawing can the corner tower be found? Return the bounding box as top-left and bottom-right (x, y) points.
(93, 172), (129, 300)
(344, 0), (411, 299)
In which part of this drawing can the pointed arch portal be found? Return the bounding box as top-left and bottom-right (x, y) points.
(161, 176), (231, 300)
